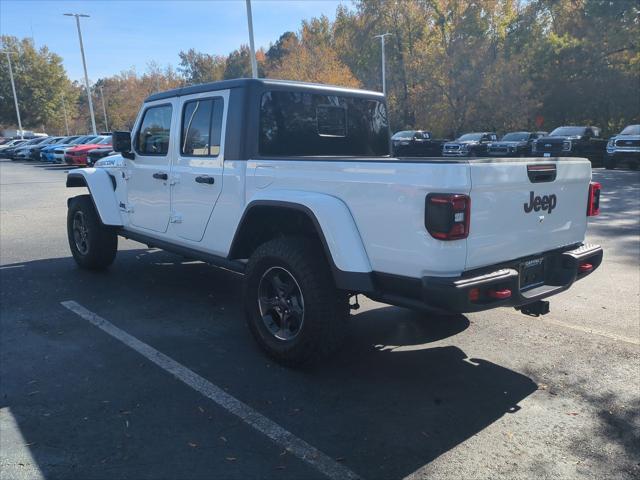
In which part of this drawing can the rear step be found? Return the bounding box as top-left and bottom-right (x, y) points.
(516, 300), (550, 317)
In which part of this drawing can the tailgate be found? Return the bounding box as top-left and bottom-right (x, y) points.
(466, 159), (590, 270)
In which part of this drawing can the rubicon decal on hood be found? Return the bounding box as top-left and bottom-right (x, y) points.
(524, 191), (557, 214)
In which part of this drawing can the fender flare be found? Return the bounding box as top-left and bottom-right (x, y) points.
(232, 191), (375, 293)
(66, 168), (123, 226)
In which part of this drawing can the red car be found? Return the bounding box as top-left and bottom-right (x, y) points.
(65, 136), (112, 166)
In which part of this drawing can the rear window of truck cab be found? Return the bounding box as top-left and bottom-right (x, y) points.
(259, 90), (389, 157)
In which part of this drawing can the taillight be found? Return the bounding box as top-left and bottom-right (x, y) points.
(587, 181), (601, 216)
(425, 193), (470, 240)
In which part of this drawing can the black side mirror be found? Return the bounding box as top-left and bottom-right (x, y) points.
(112, 131), (134, 159)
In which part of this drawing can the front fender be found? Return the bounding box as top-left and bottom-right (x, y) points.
(66, 168), (123, 226)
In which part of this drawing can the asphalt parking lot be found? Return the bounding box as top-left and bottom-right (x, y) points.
(1, 159), (638, 480)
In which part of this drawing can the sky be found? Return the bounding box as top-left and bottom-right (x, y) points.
(0, 0), (352, 82)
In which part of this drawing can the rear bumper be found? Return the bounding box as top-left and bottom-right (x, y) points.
(370, 243), (603, 313)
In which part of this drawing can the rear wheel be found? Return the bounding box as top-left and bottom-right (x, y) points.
(67, 195), (117, 269)
(243, 237), (348, 367)
(604, 156), (616, 170)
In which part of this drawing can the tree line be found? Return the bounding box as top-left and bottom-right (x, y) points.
(1, 0), (638, 138)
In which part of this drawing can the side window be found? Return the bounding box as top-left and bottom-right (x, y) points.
(181, 97), (224, 157)
(136, 105), (172, 155)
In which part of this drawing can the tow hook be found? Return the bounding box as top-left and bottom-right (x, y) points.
(516, 300), (550, 317)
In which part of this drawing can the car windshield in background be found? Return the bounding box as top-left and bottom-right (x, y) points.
(80, 136), (99, 144)
(550, 127), (586, 136)
(457, 133), (483, 141)
(501, 132), (529, 141)
(259, 91), (389, 157)
(620, 125), (640, 135)
(392, 131), (415, 139)
(97, 136), (112, 145)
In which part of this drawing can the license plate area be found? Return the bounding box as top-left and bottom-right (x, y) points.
(520, 257), (545, 291)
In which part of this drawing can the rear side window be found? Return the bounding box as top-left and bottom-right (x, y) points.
(136, 104), (172, 155)
(181, 97), (224, 157)
(259, 91), (389, 157)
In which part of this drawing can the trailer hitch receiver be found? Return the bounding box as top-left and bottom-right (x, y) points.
(517, 300), (550, 317)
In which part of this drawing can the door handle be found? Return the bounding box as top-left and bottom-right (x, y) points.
(195, 175), (215, 185)
(153, 172), (168, 180)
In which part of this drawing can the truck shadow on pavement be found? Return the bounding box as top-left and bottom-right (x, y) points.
(0, 249), (538, 479)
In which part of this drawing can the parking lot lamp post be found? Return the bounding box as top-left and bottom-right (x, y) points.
(64, 13), (97, 135)
(245, 0), (258, 79)
(99, 85), (108, 132)
(1, 50), (24, 138)
(61, 93), (70, 136)
(373, 33), (392, 97)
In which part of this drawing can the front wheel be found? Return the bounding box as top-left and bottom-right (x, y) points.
(67, 195), (118, 269)
(243, 237), (348, 367)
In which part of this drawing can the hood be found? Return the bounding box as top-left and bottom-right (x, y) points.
(446, 140), (478, 146)
(614, 134), (640, 141)
(69, 143), (110, 153)
(536, 136), (572, 143)
(492, 141), (526, 147)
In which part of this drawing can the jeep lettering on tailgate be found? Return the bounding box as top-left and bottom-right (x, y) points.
(524, 191), (557, 214)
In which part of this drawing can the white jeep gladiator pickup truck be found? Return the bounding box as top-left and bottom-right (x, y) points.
(66, 78), (603, 366)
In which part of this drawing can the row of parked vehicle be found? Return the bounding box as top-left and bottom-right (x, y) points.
(0, 134), (116, 166)
(391, 124), (640, 169)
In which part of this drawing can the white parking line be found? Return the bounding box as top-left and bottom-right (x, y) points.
(61, 300), (360, 480)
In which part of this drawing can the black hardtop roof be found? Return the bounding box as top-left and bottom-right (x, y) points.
(145, 78), (384, 103)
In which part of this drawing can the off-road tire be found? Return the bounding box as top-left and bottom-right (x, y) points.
(67, 195), (117, 269)
(243, 237), (348, 367)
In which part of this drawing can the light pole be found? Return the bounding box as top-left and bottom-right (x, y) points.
(245, 0), (258, 79)
(99, 85), (108, 132)
(64, 13), (97, 135)
(373, 33), (392, 97)
(1, 50), (24, 138)
(61, 93), (70, 136)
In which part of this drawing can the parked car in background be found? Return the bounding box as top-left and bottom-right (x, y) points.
(605, 124), (640, 170)
(49, 135), (100, 163)
(29, 136), (71, 161)
(391, 130), (449, 157)
(0, 139), (28, 156)
(442, 132), (498, 157)
(65, 136), (112, 166)
(487, 131), (547, 157)
(9, 136), (50, 160)
(40, 136), (83, 161)
(86, 147), (115, 167)
(532, 126), (607, 163)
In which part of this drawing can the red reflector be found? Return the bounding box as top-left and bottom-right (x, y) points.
(578, 263), (593, 273)
(587, 181), (601, 216)
(468, 288), (480, 301)
(488, 289), (512, 300)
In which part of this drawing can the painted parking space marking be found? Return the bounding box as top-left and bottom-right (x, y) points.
(61, 300), (360, 480)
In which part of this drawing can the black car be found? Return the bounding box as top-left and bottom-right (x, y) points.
(487, 131), (547, 157)
(86, 147), (115, 167)
(391, 130), (449, 157)
(533, 126), (607, 163)
(442, 132), (498, 157)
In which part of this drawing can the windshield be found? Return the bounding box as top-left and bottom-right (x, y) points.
(97, 136), (112, 145)
(392, 131), (415, 139)
(79, 136), (99, 144)
(61, 136), (80, 143)
(620, 125), (640, 135)
(550, 127), (586, 136)
(501, 132), (529, 142)
(457, 133), (482, 141)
